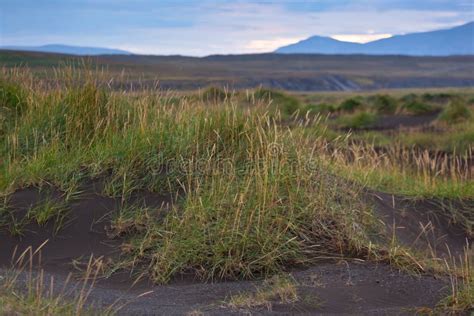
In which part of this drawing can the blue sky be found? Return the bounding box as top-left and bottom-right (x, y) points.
(1, 0), (473, 55)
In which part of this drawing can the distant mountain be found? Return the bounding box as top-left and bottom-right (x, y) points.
(276, 36), (363, 55)
(0, 44), (131, 56)
(276, 22), (474, 56)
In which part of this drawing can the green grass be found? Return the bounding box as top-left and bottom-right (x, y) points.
(435, 250), (474, 314)
(254, 88), (301, 118)
(438, 100), (472, 123)
(0, 252), (118, 315)
(106, 109), (376, 283)
(397, 125), (474, 155)
(201, 86), (228, 102)
(228, 274), (299, 310)
(350, 121), (474, 155)
(0, 197), (69, 237)
(422, 92), (456, 104)
(0, 68), (381, 284)
(370, 95), (398, 114)
(335, 112), (378, 129)
(0, 286), (95, 316)
(303, 103), (336, 115)
(335, 163), (473, 199)
(0, 67), (472, 313)
(402, 100), (435, 115)
(338, 97), (363, 112)
(27, 197), (69, 232)
(315, 140), (474, 200)
(0, 79), (28, 137)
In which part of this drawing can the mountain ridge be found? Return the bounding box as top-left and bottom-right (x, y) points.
(0, 44), (131, 56)
(276, 22), (474, 56)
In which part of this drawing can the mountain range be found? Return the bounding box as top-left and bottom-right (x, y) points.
(2, 22), (473, 57)
(0, 44), (131, 56)
(275, 22), (474, 56)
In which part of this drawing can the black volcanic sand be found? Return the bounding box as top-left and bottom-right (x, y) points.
(369, 112), (440, 130)
(0, 183), (174, 271)
(0, 185), (471, 314)
(369, 191), (472, 258)
(333, 111), (440, 132)
(3, 261), (448, 315)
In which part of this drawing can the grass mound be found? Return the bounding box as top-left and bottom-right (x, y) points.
(254, 88), (301, 118)
(336, 112), (378, 129)
(371, 95), (397, 114)
(1, 68), (472, 316)
(202, 86), (228, 102)
(109, 108), (375, 283)
(0, 79), (29, 136)
(338, 97), (363, 113)
(438, 100), (472, 124)
(304, 103), (336, 115)
(402, 101), (434, 115)
(0, 80), (27, 113)
(422, 92), (454, 104)
(0, 69), (378, 284)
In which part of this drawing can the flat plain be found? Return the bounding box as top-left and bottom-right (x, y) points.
(2, 50), (474, 91)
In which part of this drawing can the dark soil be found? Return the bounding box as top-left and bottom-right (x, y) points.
(0, 183), (174, 271)
(1, 261), (448, 315)
(369, 112), (440, 130)
(0, 185), (470, 314)
(334, 111), (440, 132)
(369, 191), (472, 258)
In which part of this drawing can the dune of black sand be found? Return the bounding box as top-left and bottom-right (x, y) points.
(0, 185), (471, 315)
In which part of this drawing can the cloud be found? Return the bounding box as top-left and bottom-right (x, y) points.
(244, 38), (306, 52)
(117, 4), (469, 55)
(1, 0), (473, 55)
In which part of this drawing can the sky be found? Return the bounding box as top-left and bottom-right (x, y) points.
(1, 0), (473, 56)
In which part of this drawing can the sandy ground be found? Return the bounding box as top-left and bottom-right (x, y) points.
(370, 112), (440, 130)
(0, 261), (448, 315)
(0, 184), (470, 314)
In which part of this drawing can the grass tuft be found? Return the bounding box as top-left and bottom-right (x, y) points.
(336, 112), (378, 129)
(228, 275), (299, 310)
(438, 100), (472, 124)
